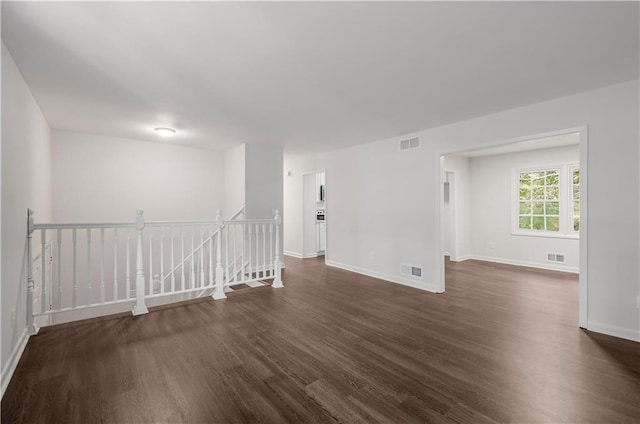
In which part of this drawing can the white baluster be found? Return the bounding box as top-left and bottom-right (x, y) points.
(269, 223), (274, 278)
(181, 230), (185, 290)
(26, 209), (39, 335)
(171, 227), (176, 293)
(160, 227), (165, 294)
(132, 210), (148, 315)
(56, 229), (62, 309)
(199, 226), (205, 287)
(100, 228), (105, 303)
(231, 224), (237, 284)
(190, 226), (195, 288)
(113, 228), (118, 301)
(72, 228), (78, 308)
(262, 224), (267, 279)
(248, 224), (253, 281)
(126, 230), (131, 299)
(208, 225), (214, 287)
(254, 224), (258, 279)
(41, 228), (47, 313)
(272, 210), (283, 288)
(241, 222), (246, 277)
(213, 210), (226, 300)
(224, 224), (230, 285)
(149, 229), (153, 295)
(87, 229), (92, 305)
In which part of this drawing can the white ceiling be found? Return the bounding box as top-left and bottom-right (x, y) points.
(2, 2), (638, 153)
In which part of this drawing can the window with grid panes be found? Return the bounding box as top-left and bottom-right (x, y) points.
(570, 166), (580, 232)
(518, 170), (560, 232)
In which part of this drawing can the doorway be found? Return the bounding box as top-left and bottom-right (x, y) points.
(439, 127), (588, 327)
(302, 171), (326, 259)
(443, 171), (456, 261)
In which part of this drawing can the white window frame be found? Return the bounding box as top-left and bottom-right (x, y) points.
(568, 164), (580, 236)
(511, 163), (579, 239)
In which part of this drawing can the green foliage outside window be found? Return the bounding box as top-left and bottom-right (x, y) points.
(572, 169), (580, 231)
(517, 167), (579, 233)
(518, 170), (560, 232)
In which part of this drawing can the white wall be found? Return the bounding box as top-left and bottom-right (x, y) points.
(283, 154), (318, 257)
(317, 79), (639, 341)
(468, 145), (580, 272)
(443, 155), (471, 260)
(244, 145), (284, 258)
(318, 137), (434, 291)
(224, 144), (245, 217)
(1, 43), (52, 392)
(244, 145), (283, 220)
(51, 130), (224, 222)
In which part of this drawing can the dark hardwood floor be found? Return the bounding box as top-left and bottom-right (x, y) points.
(2, 257), (639, 423)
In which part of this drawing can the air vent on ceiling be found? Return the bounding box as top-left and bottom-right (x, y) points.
(400, 137), (420, 151)
(547, 253), (566, 264)
(401, 263), (423, 278)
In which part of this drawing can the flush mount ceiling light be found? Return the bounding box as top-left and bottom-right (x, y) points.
(154, 127), (176, 137)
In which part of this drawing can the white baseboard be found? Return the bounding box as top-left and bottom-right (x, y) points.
(1, 328), (30, 399)
(587, 321), (640, 342)
(451, 254), (472, 262)
(466, 255), (579, 274)
(284, 250), (322, 259)
(283, 250), (303, 259)
(325, 260), (439, 293)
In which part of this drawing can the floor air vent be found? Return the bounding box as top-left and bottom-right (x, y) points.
(400, 137), (420, 151)
(547, 253), (566, 263)
(401, 263), (423, 278)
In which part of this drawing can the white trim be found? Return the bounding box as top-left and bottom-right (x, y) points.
(587, 321), (640, 343)
(511, 163), (579, 238)
(1, 329), (30, 399)
(438, 125), (588, 328)
(577, 126), (588, 329)
(444, 171), (457, 261)
(436, 126), (587, 158)
(469, 255), (579, 274)
(326, 260), (439, 293)
(283, 250), (318, 260)
(301, 169), (327, 261)
(301, 169), (326, 176)
(568, 163), (580, 236)
(283, 250), (303, 259)
(451, 254), (472, 262)
(511, 232), (579, 240)
(437, 156), (446, 292)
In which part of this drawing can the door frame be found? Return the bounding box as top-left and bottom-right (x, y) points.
(302, 169), (327, 261)
(437, 126), (589, 328)
(443, 171), (457, 261)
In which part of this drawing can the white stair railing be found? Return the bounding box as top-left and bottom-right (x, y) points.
(228, 204), (245, 221)
(25, 207), (283, 330)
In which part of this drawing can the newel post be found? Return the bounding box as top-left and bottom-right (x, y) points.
(212, 210), (226, 300)
(26, 209), (39, 335)
(132, 210), (149, 315)
(272, 209), (284, 288)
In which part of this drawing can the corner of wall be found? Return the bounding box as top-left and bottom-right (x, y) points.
(1, 42), (53, 398)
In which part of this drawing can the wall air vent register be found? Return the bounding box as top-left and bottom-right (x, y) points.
(399, 137), (420, 151)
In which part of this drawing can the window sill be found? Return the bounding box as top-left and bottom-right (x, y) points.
(511, 231), (579, 240)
